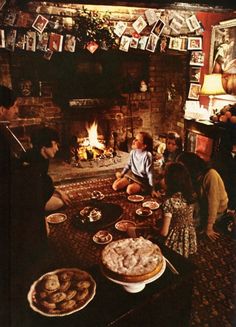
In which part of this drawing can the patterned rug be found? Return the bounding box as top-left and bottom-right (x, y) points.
(189, 233), (236, 327)
(53, 176), (236, 327)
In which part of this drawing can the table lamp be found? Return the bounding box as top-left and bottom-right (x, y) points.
(200, 74), (226, 116)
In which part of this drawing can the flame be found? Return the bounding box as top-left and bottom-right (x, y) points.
(85, 121), (105, 150)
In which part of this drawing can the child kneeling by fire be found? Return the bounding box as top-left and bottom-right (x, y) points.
(112, 131), (158, 197)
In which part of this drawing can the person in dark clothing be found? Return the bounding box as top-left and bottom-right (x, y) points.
(211, 129), (236, 212)
(21, 127), (71, 211)
(0, 85), (20, 188)
(177, 152), (228, 240)
(0, 85), (20, 325)
(0, 87), (66, 325)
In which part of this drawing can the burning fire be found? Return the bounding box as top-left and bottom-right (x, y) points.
(72, 121), (114, 161)
(82, 121), (105, 150)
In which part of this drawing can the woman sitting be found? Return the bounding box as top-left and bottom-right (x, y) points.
(177, 152), (228, 240)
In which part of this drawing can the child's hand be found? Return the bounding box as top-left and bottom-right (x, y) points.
(115, 171), (123, 179)
(151, 190), (159, 198)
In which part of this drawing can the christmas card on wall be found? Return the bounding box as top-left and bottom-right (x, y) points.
(119, 35), (131, 52)
(5, 29), (17, 51)
(0, 29), (5, 48)
(32, 14), (49, 34)
(145, 9), (159, 26)
(169, 13), (185, 34)
(37, 32), (49, 51)
(186, 14), (201, 32)
(132, 16), (147, 34)
(49, 32), (63, 52)
(25, 31), (36, 51)
(146, 33), (159, 52)
(114, 21), (127, 37)
(15, 31), (26, 50)
(86, 41), (99, 54)
(151, 19), (165, 37)
(64, 34), (76, 52)
(138, 36), (148, 50)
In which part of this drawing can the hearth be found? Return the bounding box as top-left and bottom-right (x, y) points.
(49, 151), (129, 184)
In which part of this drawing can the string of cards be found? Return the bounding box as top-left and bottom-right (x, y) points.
(0, 8), (205, 95)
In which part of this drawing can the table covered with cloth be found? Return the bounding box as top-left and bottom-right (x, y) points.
(47, 177), (162, 269)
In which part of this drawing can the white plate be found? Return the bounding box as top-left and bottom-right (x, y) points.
(128, 195), (144, 203)
(136, 208), (153, 217)
(27, 268), (96, 317)
(102, 258), (166, 293)
(93, 230), (113, 244)
(142, 201), (160, 210)
(115, 220), (136, 232)
(46, 213), (67, 224)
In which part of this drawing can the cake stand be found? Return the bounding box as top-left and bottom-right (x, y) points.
(102, 258), (166, 293)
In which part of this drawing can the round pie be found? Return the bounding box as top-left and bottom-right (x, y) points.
(101, 237), (164, 283)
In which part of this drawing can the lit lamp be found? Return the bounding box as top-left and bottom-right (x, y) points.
(200, 74), (226, 116)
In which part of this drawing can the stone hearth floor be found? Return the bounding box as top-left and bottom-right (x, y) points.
(49, 151), (130, 184)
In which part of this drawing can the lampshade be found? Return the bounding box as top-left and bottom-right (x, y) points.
(200, 74), (226, 95)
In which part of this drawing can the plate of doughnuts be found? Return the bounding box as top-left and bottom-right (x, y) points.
(27, 268), (96, 317)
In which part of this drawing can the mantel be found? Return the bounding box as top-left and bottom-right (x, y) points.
(19, 1), (235, 12)
(69, 98), (113, 108)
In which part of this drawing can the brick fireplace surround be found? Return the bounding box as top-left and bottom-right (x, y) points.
(0, 50), (187, 161)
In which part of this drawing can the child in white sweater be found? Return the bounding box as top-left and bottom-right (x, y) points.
(112, 132), (157, 197)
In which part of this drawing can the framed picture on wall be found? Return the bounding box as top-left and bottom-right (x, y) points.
(189, 51), (204, 66)
(188, 83), (201, 100)
(187, 37), (202, 50)
(189, 67), (201, 82)
(209, 21), (236, 74)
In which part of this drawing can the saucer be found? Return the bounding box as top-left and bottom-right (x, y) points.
(115, 220), (136, 232)
(46, 213), (67, 224)
(136, 208), (152, 217)
(128, 195), (144, 203)
(142, 201), (160, 210)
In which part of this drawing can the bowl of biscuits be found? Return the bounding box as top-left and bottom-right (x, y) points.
(27, 268), (96, 317)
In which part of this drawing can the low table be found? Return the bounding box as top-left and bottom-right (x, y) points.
(15, 244), (196, 327)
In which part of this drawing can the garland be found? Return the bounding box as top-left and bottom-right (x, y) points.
(70, 8), (116, 49)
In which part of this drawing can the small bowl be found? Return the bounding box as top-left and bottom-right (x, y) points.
(91, 191), (105, 201)
(136, 207), (152, 217)
(93, 230), (112, 244)
(46, 213), (67, 224)
(115, 220), (136, 232)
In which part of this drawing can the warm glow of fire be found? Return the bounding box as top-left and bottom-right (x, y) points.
(83, 121), (105, 150)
